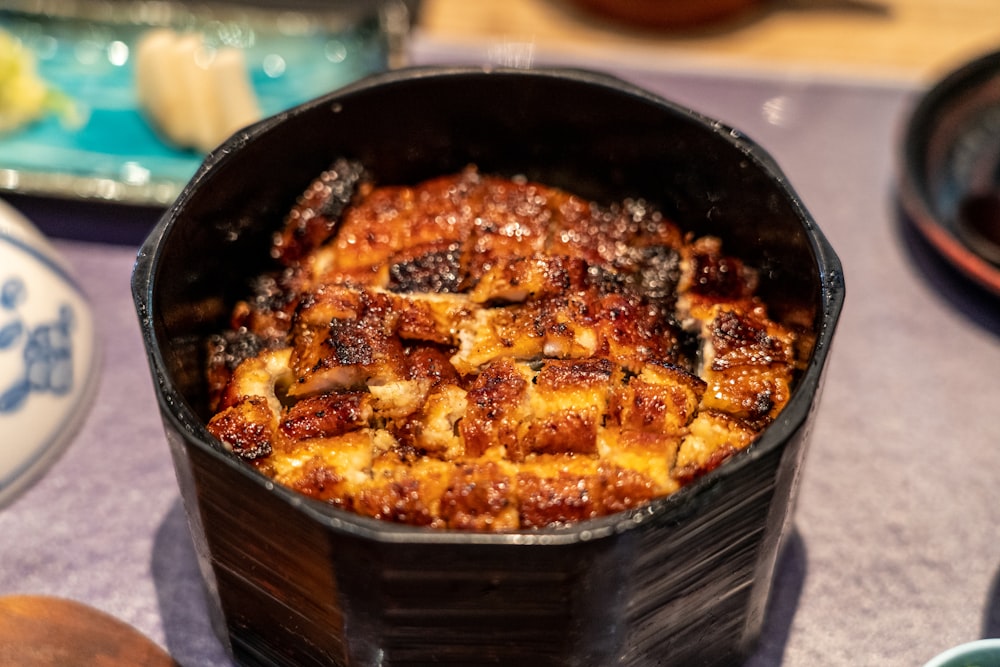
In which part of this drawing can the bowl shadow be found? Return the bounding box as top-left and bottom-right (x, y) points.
(896, 200), (1000, 645)
(151, 498), (234, 667)
(744, 527), (807, 666)
(984, 562), (1000, 639)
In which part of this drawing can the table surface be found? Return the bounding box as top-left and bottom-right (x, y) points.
(2, 11), (1000, 667)
(417, 0), (1000, 84)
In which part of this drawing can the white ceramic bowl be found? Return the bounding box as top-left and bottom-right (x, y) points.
(0, 198), (98, 506)
(924, 639), (1000, 667)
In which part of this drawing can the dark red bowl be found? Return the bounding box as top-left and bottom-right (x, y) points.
(568, 0), (764, 29)
(899, 48), (1000, 297)
(132, 66), (844, 667)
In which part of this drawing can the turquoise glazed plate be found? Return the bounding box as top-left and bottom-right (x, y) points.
(0, 2), (390, 206)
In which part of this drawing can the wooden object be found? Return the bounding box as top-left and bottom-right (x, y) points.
(417, 0), (1000, 83)
(0, 595), (177, 667)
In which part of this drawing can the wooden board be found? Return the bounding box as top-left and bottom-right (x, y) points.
(416, 0), (1000, 84)
(0, 595), (177, 667)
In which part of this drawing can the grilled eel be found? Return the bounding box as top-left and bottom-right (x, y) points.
(205, 162), (808, 530)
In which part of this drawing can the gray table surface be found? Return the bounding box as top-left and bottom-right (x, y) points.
(1, 43), (999, 667)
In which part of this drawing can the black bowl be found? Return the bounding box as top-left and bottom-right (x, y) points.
(132, 66), (844, 667)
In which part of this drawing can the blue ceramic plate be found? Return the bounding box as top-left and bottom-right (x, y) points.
(0, 6), (389, 206)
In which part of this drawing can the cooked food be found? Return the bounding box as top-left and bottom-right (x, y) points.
(0, 28), (79, 135)
(205, 162), (808, 530)
(134, 28), (260, 153)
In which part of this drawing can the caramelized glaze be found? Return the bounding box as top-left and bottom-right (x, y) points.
(205, 163), (806, 530)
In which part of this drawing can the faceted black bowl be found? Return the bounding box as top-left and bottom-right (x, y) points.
(132, 66), (844, 667)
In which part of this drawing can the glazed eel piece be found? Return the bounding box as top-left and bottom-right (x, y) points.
(205, 162), (806, 530)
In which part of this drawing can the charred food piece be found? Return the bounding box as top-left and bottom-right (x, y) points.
(206, 166), (807, 530)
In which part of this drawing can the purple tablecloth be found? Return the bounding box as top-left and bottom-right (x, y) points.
(1, 45), (998, 666)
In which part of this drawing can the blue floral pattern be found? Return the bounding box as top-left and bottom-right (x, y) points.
(0, 276), (74, 413)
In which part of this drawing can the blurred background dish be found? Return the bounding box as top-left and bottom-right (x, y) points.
(898, 48), (1000, 297)
(0, 197), (98, 507)
(0, 0), (411, 206)
(565, 0), (764, 30)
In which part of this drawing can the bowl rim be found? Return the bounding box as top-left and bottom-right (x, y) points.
(132, 64), (845, 545)
(898, 48), (1000, 297)
(922, 638), (1000, 667)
